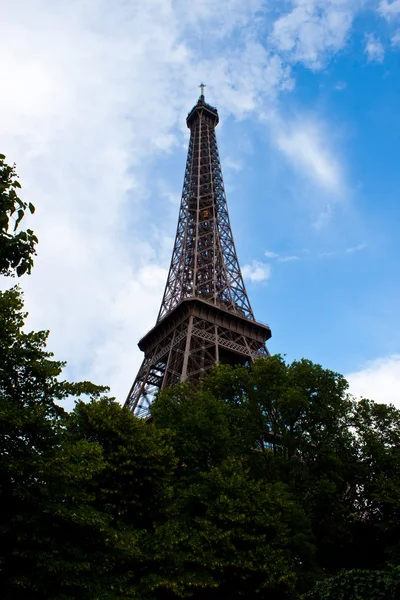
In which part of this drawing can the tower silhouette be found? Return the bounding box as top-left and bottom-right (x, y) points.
(125, 90), (271, 417)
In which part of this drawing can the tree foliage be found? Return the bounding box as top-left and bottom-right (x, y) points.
(152, 357), (400, 597)
(304, 566), (400, 600)
(0, 154), (37, 276)
(0, 286), (114, 599)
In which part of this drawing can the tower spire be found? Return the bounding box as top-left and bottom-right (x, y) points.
(125, 94), (271, 418)
(199, 82), (206, 99)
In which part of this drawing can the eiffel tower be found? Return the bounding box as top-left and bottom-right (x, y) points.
(125, 87), (271, 417)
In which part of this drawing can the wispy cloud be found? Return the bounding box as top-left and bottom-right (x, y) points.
(264, 251), (300, 262)
(379, 0), (400, 20)
(242, 261), (272, 283)
(313, 204), (333, 230)
(391, 29), (400, 45)
(347, 355), (400, 408)
(270, 0), (361, 69)
(335, 81), (347, 90)
(318, 243), (367, 257)
(345, 243), (367, 253)
(223, 157), (243, 172)
(277, 255), (300, 262)
(364, 33), (385, 62)
(273, 119), (343, 195)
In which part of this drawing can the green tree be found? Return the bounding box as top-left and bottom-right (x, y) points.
(0, 289), (179, 599)
(145, 458), (315, 600)
(150, 364), (319, 598)
(151, 357), (400, 597)
(197, 357), (400, 575)
(304, 566), (400, 600)
(0, 154), (37, 276)
(0, 161), (121, 599)
(349, 398), (400, 568)
(70, 397), (176, 529)
(0, 287), (120, 599)
(68, 397), (177, 598)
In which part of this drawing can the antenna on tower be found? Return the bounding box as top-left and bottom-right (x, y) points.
(199, 82), (206, 98)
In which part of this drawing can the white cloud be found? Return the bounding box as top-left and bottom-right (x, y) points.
(0, 0), (297, 405)
(273, 119), (343, 194)
(379, 0), (400, 20)
(335, 81), (347, 90)
(265, 2), (352, 215)
(242, 261), (272, 283)
(313, 204), (333, 230)
(391, 29), (400, 45)
(364, 33), (385, 62)
(223, 157), (243, 172)
(277, 255), (300, 262)
(347, 355), (400, 409)
(345, 242), (367, 253)
(264, 250), (300, 262)
(181, 0), (263, 35)
(271, 0), (361, 69)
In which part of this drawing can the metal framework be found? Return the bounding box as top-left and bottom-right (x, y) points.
(125, 92), (271, 418)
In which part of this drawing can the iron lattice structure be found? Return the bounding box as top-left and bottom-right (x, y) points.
(125, 93), (271, 418)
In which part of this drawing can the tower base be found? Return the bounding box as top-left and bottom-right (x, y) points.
(125, 298), (271, 418)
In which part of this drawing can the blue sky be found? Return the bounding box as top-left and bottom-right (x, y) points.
(1, 0), (399, 407)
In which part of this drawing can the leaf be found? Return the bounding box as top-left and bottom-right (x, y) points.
(14, 209), (25, 231)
